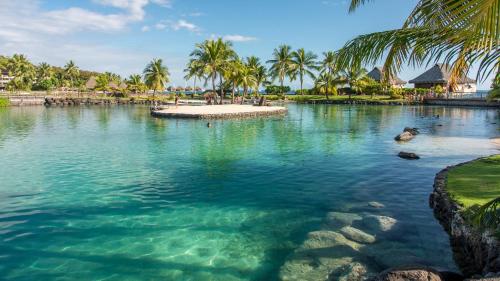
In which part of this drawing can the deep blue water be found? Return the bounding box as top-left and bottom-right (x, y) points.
(0, 104), (498, 280)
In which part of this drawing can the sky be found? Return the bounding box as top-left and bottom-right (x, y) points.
(0, 0), (493, 90)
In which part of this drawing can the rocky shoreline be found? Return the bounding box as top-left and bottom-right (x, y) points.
(429, 157), (500, 278)
(44, 97), (152, 106)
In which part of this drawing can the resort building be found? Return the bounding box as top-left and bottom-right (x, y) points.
(367, 67), (407, 88)
(409, 63), (477, 93)
(0, 70), (13, 91)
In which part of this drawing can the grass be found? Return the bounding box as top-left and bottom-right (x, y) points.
(0, 97), (9, 107)
(447, 155), (500, 208)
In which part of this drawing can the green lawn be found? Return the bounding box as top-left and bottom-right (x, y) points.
(447, 155), (500, 207)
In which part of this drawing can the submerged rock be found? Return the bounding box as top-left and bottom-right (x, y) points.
(395, 131), (415, 141)
(325, 212), (363, 229)
(340, 226), (376, 244)
(368, 267), (443, 281)
(363, 215), (397, 233)
(329, 262), (370, 281)
(368, 201), (385, 209)
(398, 151), (420, 160)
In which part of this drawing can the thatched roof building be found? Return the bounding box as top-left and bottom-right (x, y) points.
(85, 76), (97, 90)
(367, 67), (406, 86)
(409, 64), (476, 92)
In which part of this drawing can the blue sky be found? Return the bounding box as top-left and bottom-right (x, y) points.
(0, 0), (492, 89)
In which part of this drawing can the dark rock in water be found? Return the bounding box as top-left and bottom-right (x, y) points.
(368, 267), (445, 281)
(398, 152), (420, 160)
(207, 122), (212, 128)
(404, 127), (420, 135)
(395, 131), (415, 141)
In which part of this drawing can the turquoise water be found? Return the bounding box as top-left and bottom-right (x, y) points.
(0, 104), (498, 280)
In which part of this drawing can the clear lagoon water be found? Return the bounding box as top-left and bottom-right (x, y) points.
(0, 104), (498, 280)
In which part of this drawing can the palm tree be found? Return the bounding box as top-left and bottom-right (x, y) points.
(143, 58), (170, 99)
(239, 64), (257, 104)
(95, 74), (111, 94)
(184, 59), (204, 95)
(126, 74), (145, 94)
(337, 0), (499, 88)
(320, 51), (337, 99)
(37, 62), (53, 81)
(64, 60), (80, 90)
(245, 56), (268, 97)
(290, 48), (318, 95)
(225, 59), (243, 104)
(189, 38), (236, 104)
(315, 72), (342, 99)
(6, 54), (36, 91)
(267, 45), (293, 96)
(340, 65), (368, 99)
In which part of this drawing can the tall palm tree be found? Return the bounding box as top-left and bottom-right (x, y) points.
(267, 45), (293, 96)
(245, 56), (268, 97)
(225, 59), (243, 104)
(126, 74), (145, 94)
(7, 54), (36, 91)
(184, 59), (204, 95)
(64, 60), (80, 89)
(143, 58), (170, 99)
(290, 48), (319, 95)
(239, 64), (257, 104)
(337, 0), (499, 88)
(320, 51), (337, 99)
(190, 38), (235, 104)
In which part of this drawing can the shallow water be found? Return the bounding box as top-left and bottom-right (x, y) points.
(0, 104), (498, 280)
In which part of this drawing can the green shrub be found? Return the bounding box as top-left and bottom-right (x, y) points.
(265, 85), (291, 95)
(0, 97), (9, 107)
(389, 88), (403, 99)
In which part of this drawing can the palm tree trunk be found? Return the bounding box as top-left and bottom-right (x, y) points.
(300, 75), (304, 95)
(218, 75), (224, 105)
(280, 78), (284, 97)
(231, 82), (236, 104)
(211, 73), (216, 105)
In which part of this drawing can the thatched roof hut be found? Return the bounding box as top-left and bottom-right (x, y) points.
(409, 64), (476, 86)
(367, 67), (406, 86)
(85, 76), (97, 90)
(175, 87), (185, 92)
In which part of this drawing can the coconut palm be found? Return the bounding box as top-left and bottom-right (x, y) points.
(143, 58), (170, 99)
(190, 38), (236, 104)
(267, 45), (293, 96)
(337, 0), (499, 88)
(95, 74), (111, 94)
(184, 59), (204, 95)
(37, 63), (53, 81)
(245, 56), (268, 97)
(225, 59), (243, 104)
(290, 48), (319, 95)
(340, 65), (368, 99)
(126, 74), (146, 94)
(239, 64), (257, 104)
(320, 51), (338, 99)
(6, 54), (36, 91)
(64, 60), (80, 89)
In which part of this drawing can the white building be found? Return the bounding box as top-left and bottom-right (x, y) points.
(0, 71), (13, 91)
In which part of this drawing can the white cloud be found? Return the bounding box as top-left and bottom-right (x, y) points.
(141, 25), (151, 32)
(222, 34), (257, 42)
(172, 20), (200, 32)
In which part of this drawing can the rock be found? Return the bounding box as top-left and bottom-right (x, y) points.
(404, 127), (420, 135)
(329, 262), (370, 281)
(325, 212), (363, 228)
(279, 231), (363, 281)
(395, 131), (415, 141)
(398, 151), (420, 160)
(363, 215), (397, 232)
(368, 267), (443, 281)
(340, 226), (376, 244)
(368, 201), (385, 208)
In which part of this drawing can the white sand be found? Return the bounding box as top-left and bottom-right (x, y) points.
(152, 104), (287, 118)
